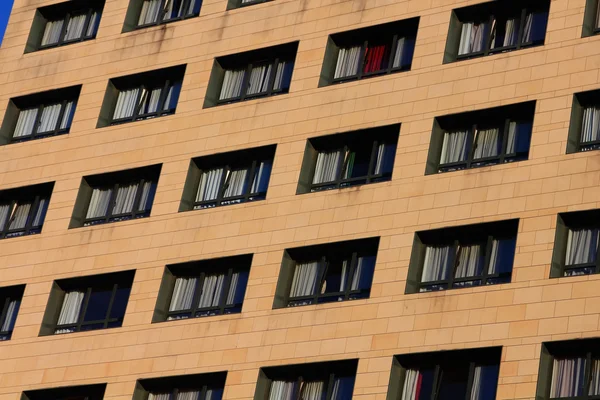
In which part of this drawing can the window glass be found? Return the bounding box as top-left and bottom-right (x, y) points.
(83, 289), (111, 322)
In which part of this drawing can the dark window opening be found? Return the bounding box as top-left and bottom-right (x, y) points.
(567, 90), (600, 153)
(22, 384), (107, 400)
(0, 285), (25, 341)
(0, 182), (54, 240)
(227, 0), (271, 10)
(135, 372), (226, 400)
(135, 0), (202, 29)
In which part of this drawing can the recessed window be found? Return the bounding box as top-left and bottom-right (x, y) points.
(566, 90), (600, 153)
(97, 65), (185, 128)
(179, 145), (275, 211)
(550, 209), (600, 278)
(582, 0), (600, 37)
(25, 0), (104, 53)
(123, 0), (201, 32)
(443, 0), (549, 63)
(425, 101), (535, 174)
(40, 270), (134, 336)
(204, 42), (297, 108)
(273, 237), (379, 309)
(318, 18), (418, 87)
(406, 219), (517, 294)
(134, 372), (226, 400)
(388, 347), (501, 400)
(69, 164), (161, 228)
(0, 285), (25, 341)
(0, 182), (54, 240)
(254, 359), (357, 400)
(0, 86), (80, 144)
(152, 255), (251, 322)
(22, 384), (106, 400)
(226, 0), (271, 10)
(536, 338), (600, 399)
(297, 125), (398, 194)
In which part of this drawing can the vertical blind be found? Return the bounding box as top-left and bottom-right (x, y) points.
(333, 37), (409, 79)
(565, 228), (599, 268)
(13, 101), (75, 138)
(550, 357), (600, 397)
(112, 83), (179, 121)
(0, 198), (49, 234)
(401, 365), (489, 400)
(0, 299), (20, 338)
(149, 390), (213, 400)
(85, 180), (156, 220)
(580, 106), (600, 146)
(219, 61), (292, 101)
(138, 0), (199, 25)
(41, 12), (99, 47)
(55, 291), (85, 334)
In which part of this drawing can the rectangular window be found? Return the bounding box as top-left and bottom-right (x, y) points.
(123, 0), (201, 32)
(297, 125), (398, 194)
(566, 90), (600, 153)
(134, 372), (226, 400)
(0, 182), (54, 240)
(40, 270), (134, 336)
(0, 285), (25, 341)
(152, 255), (251, 323)
(582, 0), (600, 37)
(318, 18), (418, 87)
(406, 220), (517, 294)
(537, 339), (600, 399)
(226, 0), (271, 10)
(204, 42), (298, 108)
(443, 0), (549, 63)
(0, 86), (80, 144)
(273, 238), (378, 309)
(180, 145), (275, 211)
(388, 347), (501, 400)
(25, 0), (104, 53)
(22, 384), (106, 400)
(254, 360), (357, 400)
(69, 164), (161, 228)
(426, 101), (535, 174)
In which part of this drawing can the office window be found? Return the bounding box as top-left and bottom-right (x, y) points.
(318, 18), (418, 87)
(40, 270), (134, 336)
(254, 360), (357, 400)
(443, 0), (549, 63)
(22, 384), (106, 400)
(204, 42), (298, 108)
(25, 0), (104, 53)
(69, 164), (161, 228)
(425, 101), (535, 174)
(0, 182), (54, 240)
(226, 0), (271, 10)
(297, 125), (398, 194)
(537, 339), (600, 399)
(582, 0), (600, 37)
(179, 145), (275, 212)
(406, 220), (517, 294)
(566, 90), (600, 153)
(97, 65), (185, 127)
(272, 237), (378, 309)
(388, 347), (501, 400)
(123, 0), (201, 32)
(0, 285), (25, 341)
(134, 372), (226, 400)
(0, 86), (80, 144)
(550, 209), (600, 278)
(152, 255), (251, 323)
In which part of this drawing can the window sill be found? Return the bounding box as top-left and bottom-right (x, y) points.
(445, 42), (544, 64)
(321, 66), (411, 88)
(298, 177), (392, 195)
(40, 324), (123, 337)
(226, 0), (274, 11)
(125, 14), (200, 33)
(25, 37), (96, 55)
(9, 131), (69, 145)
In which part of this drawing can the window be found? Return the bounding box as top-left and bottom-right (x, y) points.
(582, 0), (600, 37)
(0, 86), (80, 144)
(22, 384), (106, 400)
(318, 18), (418, 87)
(25, 0), (104, 53)
(134, 372), (226, 400)
(272, 237), (378, 309)
(179, 145), (275, 211)
(425, 101), (535, 174)
(204, 42), (297, 108)
(254, 360), (357, 400)
(566, 90), (600, 153)
(123, 0), (201, 32)
(0, 182), (54, 240)
(69, 164), (161, 228)
(40, 270), (134, 336)
(152, 255), (251, 323)
(0, 285), (24, 341)
(297, 125), (398, 194)
(550, 209), (600, 278)
(537, 339), (600, 399)
(388, 347), (501, 400)
(226, 0), (271, 10)
(97, 65), (185, 127)
(443, 0), (549, 63)
(406, 220), (517, 294)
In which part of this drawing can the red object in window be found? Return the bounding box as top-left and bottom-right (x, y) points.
(363, 44), (387, 73)
(415, 372), (422, 400)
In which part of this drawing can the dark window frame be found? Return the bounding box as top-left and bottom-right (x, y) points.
(135, 372), (227, 400)
(0, 285), (25, 341)
(134, 0), (201, 30)
(0, 182), (54, 240)
(567, 90), (600, 153)
(38, 5), (102, 50)
(233, 0), (271, 9)
(22, 384), (107, 400)
(13, 99), (76, 142)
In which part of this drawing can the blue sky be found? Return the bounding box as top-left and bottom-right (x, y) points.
(0, 0), (14, 46)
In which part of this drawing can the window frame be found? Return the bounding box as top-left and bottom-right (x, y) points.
(0, 285), (25, 341)
(0, 183), (54, 240)
(110, 79), (181, 125)
(0, 194), (49, 239)
(38, 7), (101, 50)
(12, 99), (77, 142)
(135, 372), (227, 400)
(567, 90), (600, 153)
(135, 0), (201, 29)
(22, 384), (107, 400)
(234, 0), (271, 8)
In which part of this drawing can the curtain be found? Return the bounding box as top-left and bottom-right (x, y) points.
(289, 261), (319, 298)
(64, 14), (87, 41)
(299, 381), (324, 400)
(0, 299), (20, 333)
(440, 131), (468, 165)
(169, 277), (197, 312)
(41, 20), (64, 46)
(268, 381), (296, 400)
(223, 169), (248, 198)
(37, 103), (62, 134)
(220, 69), (245, 100)
(472, 128), (500, 159)
(581, 106), (600, 144)
(8, 201), (32, 231)
(55, 291), (85, 334)
(491, 18), (519, 49)
(112, 183), (139, 215)
(590, 359), (600, 396)
(401, 369), (421, 400)
(138, 0), (162, 25)
(421, 245), (452, 283)
(334, 46), (361, 79)
(177, 391), (201, 400)
(86, 187), (113, 219)
(458, 22), (487, 55)
(198, 274), (225, 308)
(363, 44), (387, 73)
(86, 12), (99, 37)
(454, 244), (483, 279)
(196, 168), (224, 202)
(565, 228), (599, 266)
(13, 108), (38, 138)
(313, 150), (342, 184)
(392, 37), (406, 68)
(250, 161), (272, 194)
(550, 357), (586, 398)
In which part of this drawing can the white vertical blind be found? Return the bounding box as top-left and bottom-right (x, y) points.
(247, 64), (272, 96)
(64, 14), (87, 41)
(196, 168), (224, 203)
(138, 0), (163, 25)
(0, 204), (10, 230)
(198, 274), (225, 308)
(168, 277), (198, 313)
(299, 381), (324, 400)
(312, 150), (342, 184)
(565, 228), (599, 266)
(273, 62), (288, 91)
(219, 69), (245, 100)
(268, 381), (296, 400)
(440, 131), (468, 165)
(226, 272), (241, 305)
(401, 369), (419, 400)
(289, 261), (319, 298)
(458, 22), (486, 55)
(113, 88), (141, 120)
(421, 245), (452, 283)
(8, 202), (32, 231)
(590, 359), (600, 396)
(37, 103), (62, 134)
(392, 37), (406, 68)
(581, 106), (600, 144)
(0, 300), (19, 333)
(148, 393), (171, 400)
(472, 128), (500, 159)
(86, 12), (99, 37)
(41, 20), (64, 46)
(550, 357), (586, 398)
(334, 46), (361, 79)
(176, 391), (201, 400)
(223, 169), (248, 198)
(13, 108), (38, 138)
(55, 291), (85, 334)
(250, 161), (272, 194)
(522, 12), (534, 42)
(453, 244), (483, 279)
(86, 188), (113, 219)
